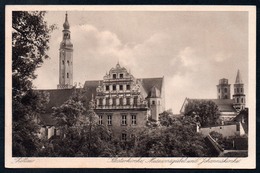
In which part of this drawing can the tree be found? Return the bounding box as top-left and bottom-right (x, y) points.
(133, 116), (211, 157)
(159, 109), (176, 127)
(184, 100), (220, 126)
(12, 11), (54, 156)
(46, 92), (114, 157)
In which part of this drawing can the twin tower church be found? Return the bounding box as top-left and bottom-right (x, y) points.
(38, 13), (246, 139)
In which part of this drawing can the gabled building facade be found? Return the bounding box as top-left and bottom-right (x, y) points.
(37, 13), (165, 140)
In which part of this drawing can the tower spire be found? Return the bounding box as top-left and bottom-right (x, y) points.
(235, 69), (243, 84)
(63, 12), (70, 30)
(58, 12), (73, 89)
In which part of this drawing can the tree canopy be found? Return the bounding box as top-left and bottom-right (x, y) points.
(184, 100), (220, 126)
(12, 11), (54, 156)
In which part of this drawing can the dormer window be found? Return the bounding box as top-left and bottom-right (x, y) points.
(120, 74), (123, 78)
(113, 74), (117, 79)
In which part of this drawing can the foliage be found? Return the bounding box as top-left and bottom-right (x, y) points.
(133, 116), (211, 157)
(184, 100), (220, 126)
(41, 92), (115, 157)
(12, 11), (54, 156)
(159, 109), (176, 127)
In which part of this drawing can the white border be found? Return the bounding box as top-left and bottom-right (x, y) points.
(5, 5), (256, 169)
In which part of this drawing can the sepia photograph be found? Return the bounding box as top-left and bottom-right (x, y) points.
(5, 5), (256, 168)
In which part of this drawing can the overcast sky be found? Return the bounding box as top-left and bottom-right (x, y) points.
(33, 10), (249, 113)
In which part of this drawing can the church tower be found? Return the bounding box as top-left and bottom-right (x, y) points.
(233, 70), (245, 112)
(57, 12), (73, 89)
(217, 78), (231, 99)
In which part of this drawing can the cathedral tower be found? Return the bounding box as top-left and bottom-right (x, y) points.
(233, 70), (245, 111)
(57, 12), (73, 89)
(217, 78), (231, 99)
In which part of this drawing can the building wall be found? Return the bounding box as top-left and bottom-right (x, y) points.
(95, 109), (149, 139)
(199, 124), (240, 137)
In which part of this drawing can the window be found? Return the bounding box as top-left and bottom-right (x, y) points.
(67, 73), (69, 78)
(218, 89), (220, 93)
(106, 98), (109, 105)
(120, 97), (123, 106)
(126, 98), (130, 105)
(126, 85), (130, 90)
(122, 133), (127, 141)
(241, 98), (244, 103)
(237, 98), (239, 103)
(62, 60), (65, 65)
(108, 115), (112, 125)
(121, 115), (127, 125)
(67, 60), (69, 66)
(236, 124), (240, 131)
(152, 100), (155, 105)
(98, 115), (103, 125)
(106, 85), (109, 91)
(113, 98), (116, 106)
(132, 115), (136, 125)
(237, 88), (239, 93)
(224, 95), (227, 99)
(133, 97), (138, 106)
(224, 88), (227, 93)
(99, 98), (103, 106)
(120, 74), (123, 78)
(113, 74), (116, 79)
(120, 85), (123, 90)
(241, 88), (243, 93)
(113, 85), (116, 91)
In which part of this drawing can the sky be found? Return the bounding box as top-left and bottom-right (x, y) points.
(33, 10), (249, 113)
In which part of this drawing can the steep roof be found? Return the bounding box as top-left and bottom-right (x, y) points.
(235, 69), (243, 84)
(138, 77), (163, 96)
(147, 86), (161, 98)
(180, 98), (237, 114)
(37, 88), (79, 113)
(37, 77), (164, 119)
